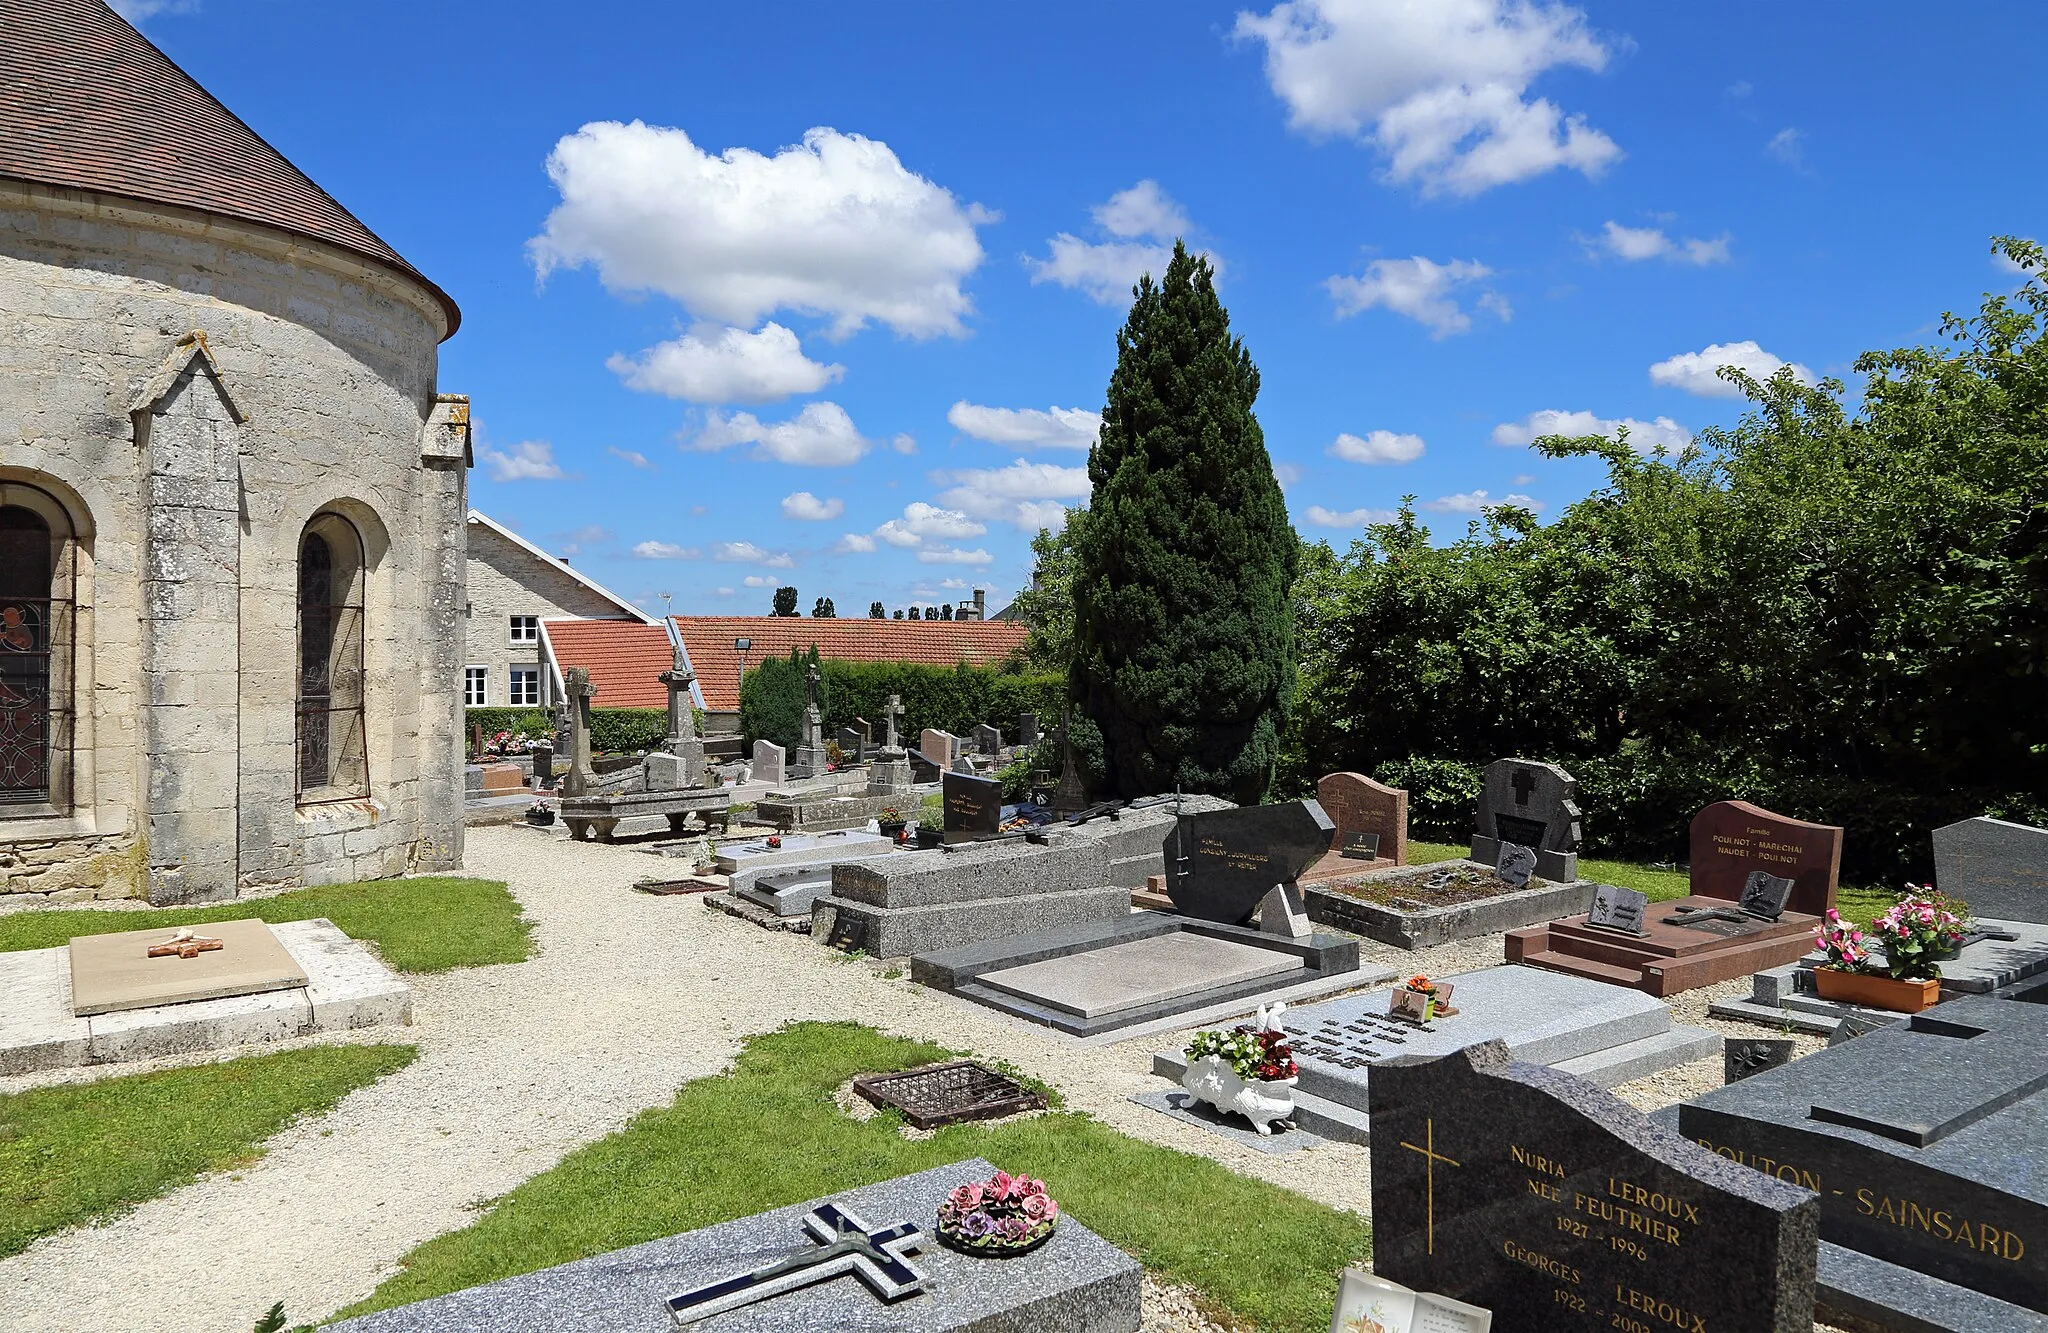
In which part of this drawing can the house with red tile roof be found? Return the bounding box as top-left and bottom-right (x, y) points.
(539, 614), (1028, 730)
(464, 510), (653, 712)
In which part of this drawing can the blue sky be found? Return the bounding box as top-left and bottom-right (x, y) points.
(125, 0), (2044, 616)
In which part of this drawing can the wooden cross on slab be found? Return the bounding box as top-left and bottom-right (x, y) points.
(146, 927), (223, 959)
(665, 1203), (929, 1325)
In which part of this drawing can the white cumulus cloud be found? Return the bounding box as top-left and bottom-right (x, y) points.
(479, 438), (566, 482)
(742, 575), (777, 588)
(530, 122), (990, 338)
(780, 491), (845, 521)
(947, 401), (1101, 450)
(1328, 256), (1505, 338)
(916, 547), (995, 566)
(1235, 0), (1620, 197)
(608, 323), (844, 403)
(714, 541), (796, 568)
(835, 533), (878, 554)
(1304, 504), (1398, 528)
(1026, 181), (1219, 304)
(1328, 429), (1425, 464)
(1648, 342), (1813, 398)
(1766, 127), (1806, 169)
(689, 401), (871, 466)
(1425, 489), (1545, 514)
(632, 540), (700, 559)
(1592, 221), (1731, 266)
(875, 503), (988, 550)
(931, 460), (1093, 530)
(1492, 409), (1690, 456)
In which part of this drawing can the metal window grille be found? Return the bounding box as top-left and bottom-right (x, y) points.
(0, 505), (69, 806)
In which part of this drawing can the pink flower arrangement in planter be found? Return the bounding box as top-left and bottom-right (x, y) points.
(935, 1169), (1059, 1257)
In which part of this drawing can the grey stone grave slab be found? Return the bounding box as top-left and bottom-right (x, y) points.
(1128, 1087), (1328, 1155)
(1494, 842), (1536, 888)
(1935, 816), (2048, 925)
(1681, 994), (2048, 1329)
(1469, 757), (1583, 883)
(751, 740), (785, 785)
(733, 870), (836, 918)
(941, 770), (1003, 843)
(915, 913), (1369, 1038)
(1708, 916), (2048, 1033)
(977, 931), (1306, 1019)
(326, 1158), (1139, 1333)
(1150, 965), (1719, 1144)
(1371, 1042), (1818, 1333)
(714, 830), (894, 876)
(1163, 799), (1334, 925)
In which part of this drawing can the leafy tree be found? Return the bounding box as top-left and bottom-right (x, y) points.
(1071, 241), (1298, 804)
(869, 601), (886, 618)
(812, 597), (836, 618)
(941, 603), (955, 620)
(1009, 512), (1087, 672)
(893, 608), (905, 620)
(771, 586), (799, 617)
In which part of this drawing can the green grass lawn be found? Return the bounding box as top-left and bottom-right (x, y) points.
(0, 1044), (415, 1260)
(336, 1023), (1370, 1332)
(0, 877), (530, 973)
(1411, 840), (1893, 926)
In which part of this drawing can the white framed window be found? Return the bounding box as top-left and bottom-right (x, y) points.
(509, 615), (539, 644)
(463, 666), (488, 707)
(508, 667), (540, 707)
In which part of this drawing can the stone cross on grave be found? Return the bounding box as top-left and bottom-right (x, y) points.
(881, 693), (904, 752)
(561, 666), (598, 798)
(664, 1202), (929, 1325)
(802, 660), (823, 744)
(659, 644), (697, 750)
(1510, 765), (1536, 807)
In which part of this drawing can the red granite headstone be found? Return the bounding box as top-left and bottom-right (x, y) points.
(1688, 800), (1842, 916)
(1315, 771), (1408, 867)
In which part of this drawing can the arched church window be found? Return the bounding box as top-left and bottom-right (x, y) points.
(297, 514), (368, 800)
(0, 490), (76, 810)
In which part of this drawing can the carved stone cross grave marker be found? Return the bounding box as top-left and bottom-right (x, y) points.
(562, 666), (597, 798)
(664, 1202), (929, 1326)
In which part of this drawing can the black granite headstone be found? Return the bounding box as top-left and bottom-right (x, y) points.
(971, 723), (1001, 756)
(836, 726), (866, 760)
(1586, 884), (1649, 935)
(1162, 799), (1336, 925)
(1372, 1042), (1818, 1333)
(1681, 995), (2048, 1321)
(1017, 712), (1039, 747)
(941, 770), (1003, 842)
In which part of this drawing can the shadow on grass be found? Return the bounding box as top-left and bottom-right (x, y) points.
(335, 1023), (1370, 1333)
(0, 878), (531, 974)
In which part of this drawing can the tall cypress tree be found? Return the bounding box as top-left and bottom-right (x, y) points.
(1071, 242), (1298, 803)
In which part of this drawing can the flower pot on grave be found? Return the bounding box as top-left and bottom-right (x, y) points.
(878, 819), (907, 840)
(1812, 967), (1941, 1013)
(1178, 1055), (1298, 1135)
(915, 825), (944, 849)
(525, 807), (556, 827)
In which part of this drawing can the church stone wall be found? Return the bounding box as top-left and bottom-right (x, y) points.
(0, 181), (466, 902)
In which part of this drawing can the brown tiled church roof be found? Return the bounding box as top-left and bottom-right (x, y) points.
(0, 0), (460, 336)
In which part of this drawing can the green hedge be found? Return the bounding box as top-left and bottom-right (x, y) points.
(740, 658), (1065, 751)
(464, 707), (670, 755)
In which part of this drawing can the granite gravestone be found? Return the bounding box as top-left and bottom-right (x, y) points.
(1586, 884), (1649, 935)
(1933, 816), (2048, 924)
(836, 726), (866, 760)
(971, 723), (1001, 757)
(1681, 995), (2048, 1327)
(920, 729), (958, 770)
(1299, 771), (1408, 881)
(752, 740), (786, 786)
(940, 770), (1003, 843)
(1162, 800), (1336, 926)
(1017, 712), (1039, 747)
(1689, 801), (1841, 917)
(1496, 843), (1537, 889)
(1371, 1042), (1818, 1333)
(1470, 760), (1582, 883)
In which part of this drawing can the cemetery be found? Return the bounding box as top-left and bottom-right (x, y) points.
(2, 7), (2046, 1333)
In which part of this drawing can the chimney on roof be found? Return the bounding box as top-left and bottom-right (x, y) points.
(971, 589), (986, 620)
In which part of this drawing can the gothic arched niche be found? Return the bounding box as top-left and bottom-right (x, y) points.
(297, 512), (368, 800)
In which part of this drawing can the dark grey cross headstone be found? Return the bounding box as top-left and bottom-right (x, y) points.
(664, 1202), (929, 1325)
(1510, 766), (1536, 806)
(881, 695), (904, 751)
(1495, 842), (1537, 888)
(1372, 1042), (1818, 1332)
(1163, 800), (1336, 925)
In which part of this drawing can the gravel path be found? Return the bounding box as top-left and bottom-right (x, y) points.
(0, 832), (1838, 1331)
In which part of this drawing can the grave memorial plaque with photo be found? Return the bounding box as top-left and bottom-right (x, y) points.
(1163, 800), (1336, 925)
(1371, 1042), (1818, 1333)
(940, 770), (1003, 843)
(1688, 801), (1841, 916)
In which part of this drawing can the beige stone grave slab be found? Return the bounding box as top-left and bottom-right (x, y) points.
(69, 918), (310, 1016)
(978, 932), (1305, 1019)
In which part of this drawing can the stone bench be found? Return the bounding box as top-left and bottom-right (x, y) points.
(560, 788), (732, 842)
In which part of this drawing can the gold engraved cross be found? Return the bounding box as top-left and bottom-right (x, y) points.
(1399, 1118), (1462, 1256)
